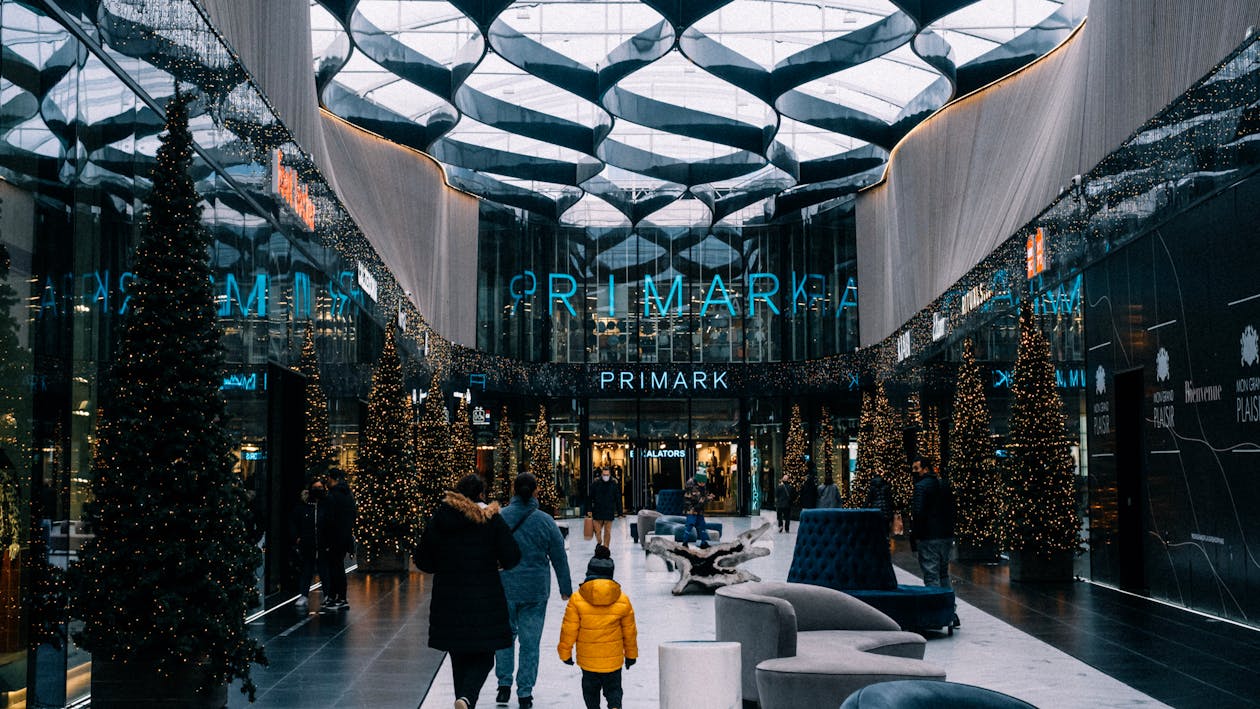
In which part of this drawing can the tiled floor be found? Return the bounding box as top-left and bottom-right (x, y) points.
(233, 513), (1259, 709)
(420, 514), (1168, 709)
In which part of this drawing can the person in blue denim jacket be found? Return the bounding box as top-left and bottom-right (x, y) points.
(495, 473), (574, 708)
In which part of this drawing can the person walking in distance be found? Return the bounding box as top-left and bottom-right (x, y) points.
(586, 468), (621, 547)
(865, 471), (894, 538)
(289, 477), (325, 612)
(417, 474), (522, 709)
(558, 545), (638, 709)
(494, 473), (573, 708)
(817, 474), (842, 509)
(910, 456), (960, 629)
(775, 474), (794, 533)
(318, 467), (355, 611)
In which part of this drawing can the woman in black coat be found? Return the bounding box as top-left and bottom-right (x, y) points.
(416, 474), (521, 709)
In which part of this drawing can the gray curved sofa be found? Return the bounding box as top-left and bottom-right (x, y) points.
(715, 581), (939, 706)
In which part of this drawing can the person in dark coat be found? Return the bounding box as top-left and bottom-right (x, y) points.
(798, 459), (819, 511)
(289, 477), (325, 612)
(417, 474), (522, 709)
(910, 456), (958, 628)
(866, 472), (894, 537)
(774, 474), (794, 533)
(586, 469), (621, 547)
(318, 467), (356, 611)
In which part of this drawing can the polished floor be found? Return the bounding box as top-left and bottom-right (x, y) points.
(232, 514), (1259, 708)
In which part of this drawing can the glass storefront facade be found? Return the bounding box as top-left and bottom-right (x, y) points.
(0, 1), (436, 704)
(477, 198), (859, 364)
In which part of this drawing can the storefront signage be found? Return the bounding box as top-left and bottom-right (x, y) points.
(932, 311), (948, 341)
(472, 406), (491, 426)
(598, 369), (729, 391)
(629, 449), (687, 459)
(507, 271), (857, 320)
(36, 268), (374, 322)
(896, 331), (911, 362)
(991, 367), (1087, 389)
(222, 372), (265, 392)
(1026, 227), (1047, 279)
(357, 262), (378, 303)
(270, 149), (315, 231)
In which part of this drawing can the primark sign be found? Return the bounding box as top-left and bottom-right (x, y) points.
(597, 368), (730, 392)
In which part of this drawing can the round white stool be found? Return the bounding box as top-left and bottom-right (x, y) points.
(659, 640), (741, 709)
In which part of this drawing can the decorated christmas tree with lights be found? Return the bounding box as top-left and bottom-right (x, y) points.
(1006, 302), (1082, 569)
(67, 91), (265, 698)
(354, 326), (421, 569)
(298, 323), (335, 475)
(416, 376), (450, 524)
(847, 391), (874, 507)
(492, 407), (514, 503)
(918, 403), (942, 472)
(873, 382), (911, 510)
(818, 405), (836, 489)
(784, 403), (809, 493)
(449, 396), (476, 487)
(526, 406), (560, 514)
(948, 338), (1003, 558)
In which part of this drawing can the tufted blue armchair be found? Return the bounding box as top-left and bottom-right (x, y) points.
(655, 489), (685, 515)
(787, 509), (955, 632)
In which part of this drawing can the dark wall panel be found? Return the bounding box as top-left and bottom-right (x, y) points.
(1085, 175), (1260, 624)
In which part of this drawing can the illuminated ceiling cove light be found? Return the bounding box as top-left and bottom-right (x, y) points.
(313, 0), (1085, 228)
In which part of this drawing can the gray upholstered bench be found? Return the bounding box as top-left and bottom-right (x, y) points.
(715, 581), (928, 705)
(755, 654), (945, 709)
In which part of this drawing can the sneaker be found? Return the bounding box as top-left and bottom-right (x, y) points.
(294, 596), (309, 612)
(333, 599), (349, 611)
(496, 686), (511, 704)
(518, 697), (533, 708)
(950, 613), (961, 629)
(320, 597), (337, 609)
(454, 699), (469, 709)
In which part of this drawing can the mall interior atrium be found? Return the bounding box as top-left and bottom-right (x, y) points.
(0, 0), (1258, 707)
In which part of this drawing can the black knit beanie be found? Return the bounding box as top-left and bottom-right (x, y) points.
(585, 544), (615, 581)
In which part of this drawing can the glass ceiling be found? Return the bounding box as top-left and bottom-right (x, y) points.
(312, 0), (1086, 228)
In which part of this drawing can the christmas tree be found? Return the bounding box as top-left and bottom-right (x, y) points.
(948, 338), (1003, 555)
(67, 91), (265, 697)
(354, 326), (421, 569)
(526, 406), (560, 514)
(449, 396), (476, 487)
(846, 391), (874, 507)
(818, 406), (836, 487)
(918, 403), (942, 471)
(492, 407), (514, 503)
(784, 404), (809, 492)
(1006, 302), (1081, 557)
(415, 376), (450, 524)
(298, 323), (334, 476)
(873, 383), (911, 510)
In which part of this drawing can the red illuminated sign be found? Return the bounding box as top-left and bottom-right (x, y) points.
(1026, 227), (1047, 279)
(271, 150), (315, 231)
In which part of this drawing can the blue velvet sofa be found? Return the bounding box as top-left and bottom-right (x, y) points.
(655, 489), (685, 515)
(787, 509), (955, 632)
(840, 679), (1036, 708)
(653, 515), (722, 542)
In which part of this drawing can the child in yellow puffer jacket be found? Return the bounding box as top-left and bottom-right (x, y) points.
(558, 545), (638, 709)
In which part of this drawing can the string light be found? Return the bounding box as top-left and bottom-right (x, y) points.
(491, 406), (515, 504)
(415, 376), (451, 526)
(525, 406), (561, 515)
(846, 391), (875, 507)
(948, 338), (1002, 552)
(298, 323), (335, 475)
(66, 90), (266, 699)
(784, 404), (808, 495)
(353, 326), (421, 568)
(448, 397), (476, 489)
(1004, 303), (1082, 556)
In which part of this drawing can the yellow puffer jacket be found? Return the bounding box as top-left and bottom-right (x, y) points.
(557, 578), (638, 673)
